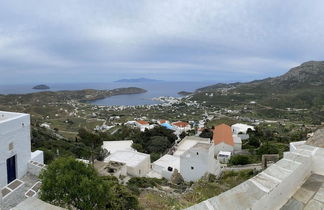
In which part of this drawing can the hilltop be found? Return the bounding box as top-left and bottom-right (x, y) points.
(191, 61), (324, 123)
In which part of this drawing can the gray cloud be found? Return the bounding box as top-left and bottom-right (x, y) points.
(0, 0), (324, 84)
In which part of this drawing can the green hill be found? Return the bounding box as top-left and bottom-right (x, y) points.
(191, 61), (324, 123)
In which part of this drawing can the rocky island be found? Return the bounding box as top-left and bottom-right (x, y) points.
(32, 84), (50, 90)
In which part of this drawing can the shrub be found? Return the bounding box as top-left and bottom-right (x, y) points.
(229, 155), (251, 165)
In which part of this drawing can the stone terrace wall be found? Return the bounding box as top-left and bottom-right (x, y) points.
(187, 142), (324, 210)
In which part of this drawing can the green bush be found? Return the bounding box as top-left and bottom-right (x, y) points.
(229, 155), (251, 165)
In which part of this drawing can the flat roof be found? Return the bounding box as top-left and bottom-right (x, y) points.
(105, 150), (149, 167)
(192, 143), (210, 150)
(102, 140), (135, 154)
(219, 151), (232, 156)
(0, 111), (28, 123)
(153, 154), (180, 170)
(174, 136), (210, 156)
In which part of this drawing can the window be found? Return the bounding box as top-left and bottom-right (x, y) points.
(191, 166), (194, 170)
(9, 142), (14, 151)
(139, 169), (141, 175)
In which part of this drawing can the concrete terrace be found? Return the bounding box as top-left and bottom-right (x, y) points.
(186, 142), (324, 210)
(1, 173), (40, 210)
(281, 174), (324, 209)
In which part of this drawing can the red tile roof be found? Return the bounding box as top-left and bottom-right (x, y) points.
(158, 120), (167, 124)
(136, 120), (149, 125)
(172, 121), (189, 128)
(212, 124), (234, 146)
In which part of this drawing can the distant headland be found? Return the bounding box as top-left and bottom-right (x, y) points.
(32, 84), (50, 90)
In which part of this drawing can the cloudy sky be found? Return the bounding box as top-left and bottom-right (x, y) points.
(0, 0), (324, 84)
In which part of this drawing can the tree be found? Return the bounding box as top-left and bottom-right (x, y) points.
(199, 128), (213, 139)
(39, 157), (138, 210)
(147, 136), (170, 153)
(78, 128), (103, 164)
(179, 131), (186, 139)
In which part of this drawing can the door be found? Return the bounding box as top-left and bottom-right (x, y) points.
(6, 155), (16, 184)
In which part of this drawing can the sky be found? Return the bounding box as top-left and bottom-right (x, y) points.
(0, 0), (324, 84)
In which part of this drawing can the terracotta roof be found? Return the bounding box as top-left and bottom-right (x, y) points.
(172, 121), (189, 127)
(136, 120), (149, 125)
(212, 124), (234, 146)
(158, 120), (167, 124)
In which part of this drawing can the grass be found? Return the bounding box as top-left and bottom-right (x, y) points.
(138, 170), (255, 210)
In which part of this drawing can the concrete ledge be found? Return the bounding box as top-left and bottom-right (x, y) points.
(187, 141), (318, 210)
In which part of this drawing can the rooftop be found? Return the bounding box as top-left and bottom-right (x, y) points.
(105, 150), (149, 167)
(172, 121), (189, 127)
(12, 197), (65, 210)
(281, 174), (324, 209)
(173, 136), (210, 156)
(102, 140), (134, 155)
(186, 141), (324, 210)
(0, 111), (28, 123)
(192, 143), (210, 150)
(153, 154), (180, 171)
(213, 124), (234, 146)
(136, 120), (149, 125)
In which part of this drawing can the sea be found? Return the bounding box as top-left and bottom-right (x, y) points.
(0, 81), (216, 106)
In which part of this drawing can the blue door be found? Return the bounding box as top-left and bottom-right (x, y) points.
(6, 155), (16, 184)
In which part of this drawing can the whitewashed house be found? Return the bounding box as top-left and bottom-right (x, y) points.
(105, 150), (150, 177)
(172, 121), (191, 135)
(135, 120), (150, 131)
(231, 123), (255, 134)
(151, 154), (180, 179)
(231, 123), (255, 140)
(180, 143), (221, 181)
(217, 151), (232, 164)
(212, 124), (242, 155)
(102, 140), (135, 154)
(0, 111), (44, 188)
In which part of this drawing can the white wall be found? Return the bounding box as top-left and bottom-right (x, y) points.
(0, 113), (31, 188)
(31, 150), (44, 164)
(180, 147), (211, 182)
(213, 143), (234, 155)
(127, 155), (150, 177)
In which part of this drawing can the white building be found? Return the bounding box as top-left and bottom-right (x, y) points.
(212, 124), (242, 155)
(180, 143), (221, 182)
(0, 111), (44, 188)
(105, 150), (150, 177)
(151, 154), (180, 179)
(102, 140), (135, 154)
(134, 120), (151, 132)
(172, 121), (191, 135)
(231, 123), (255, 134)
(217, 151), (232, 164)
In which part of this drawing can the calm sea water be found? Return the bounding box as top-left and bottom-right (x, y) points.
(0, 82), (215, 106)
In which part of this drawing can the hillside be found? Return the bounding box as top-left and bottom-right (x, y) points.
(191, 61), (324, 123)
(0, 87), (147, 105)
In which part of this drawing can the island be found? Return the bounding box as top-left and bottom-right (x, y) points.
(33, 84), (50, 90)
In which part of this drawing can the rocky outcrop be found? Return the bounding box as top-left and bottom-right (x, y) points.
(306, 128), (324, 148)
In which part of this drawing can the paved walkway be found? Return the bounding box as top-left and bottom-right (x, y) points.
(281, 174), (324, 210)
(2, 173), (39, 210)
